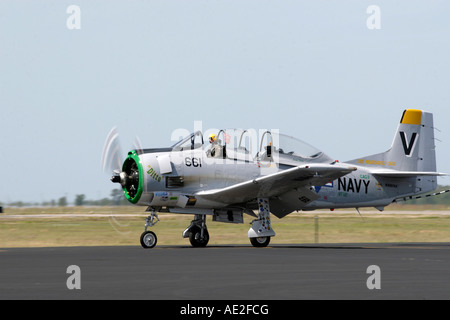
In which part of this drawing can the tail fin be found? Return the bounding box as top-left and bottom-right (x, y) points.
(349, 109), (438, 173)
(348, 109), (446, 196)
(389, 109), (436, 172)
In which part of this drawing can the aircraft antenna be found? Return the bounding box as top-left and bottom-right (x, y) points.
(355, 207), (366, 222)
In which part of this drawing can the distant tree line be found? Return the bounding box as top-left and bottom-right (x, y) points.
(2, 189), (131, 207)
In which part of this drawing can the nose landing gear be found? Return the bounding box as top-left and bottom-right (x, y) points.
(140, 207), (160, 249)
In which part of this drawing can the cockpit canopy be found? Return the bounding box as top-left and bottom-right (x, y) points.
(171, 131), (204, 151)
(171, 129), (331, 164)
(261, 131), (324, 159)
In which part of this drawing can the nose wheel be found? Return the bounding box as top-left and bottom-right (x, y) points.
(140, 231), (157, 248)
(140, 207), (160, 249)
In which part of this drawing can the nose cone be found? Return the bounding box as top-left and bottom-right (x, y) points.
(110, 171), (127, 186)
(111, 150), (144, 204)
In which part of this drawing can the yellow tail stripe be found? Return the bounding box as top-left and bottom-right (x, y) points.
(401, 109), (422, 125)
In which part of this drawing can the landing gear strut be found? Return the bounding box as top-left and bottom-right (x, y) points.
(183, 214), (209, 247)
(140, 207), (160, 249)
(248, 198), (275, 247)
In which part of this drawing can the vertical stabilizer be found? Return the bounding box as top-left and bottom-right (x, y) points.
(348, 109), (437, 173)
(347, 109), (441, 195)
(391, 109), (436, 172)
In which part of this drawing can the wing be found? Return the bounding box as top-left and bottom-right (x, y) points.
(195, 163), (357, 205)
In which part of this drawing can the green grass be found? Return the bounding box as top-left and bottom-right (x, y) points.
(1, 206), (450, 247)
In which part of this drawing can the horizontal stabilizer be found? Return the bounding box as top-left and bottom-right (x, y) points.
(394, 188), (450, 203)
(372, 170), (447, 178)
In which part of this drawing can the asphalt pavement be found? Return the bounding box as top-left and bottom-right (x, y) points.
(1, 243), (449, 300)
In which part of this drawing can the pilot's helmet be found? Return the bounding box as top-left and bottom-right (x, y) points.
(209, 133), (217, 142)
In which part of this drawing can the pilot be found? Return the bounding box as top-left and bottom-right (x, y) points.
(207, 133), (222, 158)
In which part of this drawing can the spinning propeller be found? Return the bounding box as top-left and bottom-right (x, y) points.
(101, 127), (142, 196)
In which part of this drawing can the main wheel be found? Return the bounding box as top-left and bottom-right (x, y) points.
(189, 226), (209, 247)
(140, 231), (157, 249)
(250, 236), (270, 247)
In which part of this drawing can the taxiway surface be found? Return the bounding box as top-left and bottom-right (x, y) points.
(1, 243), (449, 300)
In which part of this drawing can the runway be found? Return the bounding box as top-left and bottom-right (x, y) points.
(1, 243), (449, 300)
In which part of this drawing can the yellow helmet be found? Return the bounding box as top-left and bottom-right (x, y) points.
(209, 133), (216, 142)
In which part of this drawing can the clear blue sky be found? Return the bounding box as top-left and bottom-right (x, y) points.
(1, 0), (449, 204)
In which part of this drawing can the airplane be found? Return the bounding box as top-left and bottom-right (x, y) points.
(102, 109), (446, 248)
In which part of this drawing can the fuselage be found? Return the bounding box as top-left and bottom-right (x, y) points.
(122, 145), (426, 213)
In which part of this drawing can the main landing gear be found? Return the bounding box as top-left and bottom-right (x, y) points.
(248, 198), (275, 248)
(182, 214), (209, 247)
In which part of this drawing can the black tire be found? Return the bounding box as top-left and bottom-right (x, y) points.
(189, 226), (209, 247)
(250, 236), (270, 247)
(140, 231), (157, 249)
